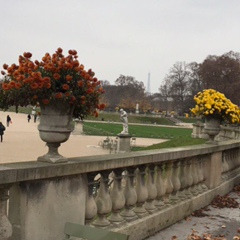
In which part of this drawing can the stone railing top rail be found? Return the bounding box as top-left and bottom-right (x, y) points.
(0, 139), (240, 185)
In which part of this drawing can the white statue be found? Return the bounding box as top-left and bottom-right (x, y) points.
(136, 103), (139, 114)
(120, 109), (128, 134)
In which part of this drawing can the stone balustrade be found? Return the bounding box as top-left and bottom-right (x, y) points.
(192, 121), (240, 141)
(0, 140), (240, 240)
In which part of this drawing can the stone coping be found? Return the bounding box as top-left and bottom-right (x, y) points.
(0, 139), (240, 185)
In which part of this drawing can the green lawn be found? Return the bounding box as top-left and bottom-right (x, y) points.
(83, 122), (207, 150)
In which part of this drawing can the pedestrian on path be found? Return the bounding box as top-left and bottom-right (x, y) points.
(27, 114), (31, 122)
(6, 115), (11, 127)
(34, 114), (37, 123)
(0, 122), (6, 142)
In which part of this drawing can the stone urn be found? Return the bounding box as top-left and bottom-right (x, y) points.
(204, 117), (221, 144)
(37, 99), (75, 163)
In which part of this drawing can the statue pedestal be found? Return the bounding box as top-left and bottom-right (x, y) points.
(72, 119), (83, 135)
(117, 133), (132, 153)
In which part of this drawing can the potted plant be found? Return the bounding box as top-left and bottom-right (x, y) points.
(0, 48), (105, 162)
(190, 89), (240, 143)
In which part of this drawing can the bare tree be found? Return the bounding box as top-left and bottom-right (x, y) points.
(161, 62), (190, 114)
(200, 51), (240, 105)
(102, 75), (146, 111)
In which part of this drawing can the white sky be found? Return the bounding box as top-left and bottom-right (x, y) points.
(1, 0), (240, 93)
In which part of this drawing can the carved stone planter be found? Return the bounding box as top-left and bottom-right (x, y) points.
(37, 100), (74, 163)
(204, 118), (221, 144)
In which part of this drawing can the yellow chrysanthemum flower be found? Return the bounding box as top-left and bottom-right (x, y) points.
(190, 89), (240, 123)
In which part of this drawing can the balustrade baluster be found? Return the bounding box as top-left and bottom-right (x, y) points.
(121, 167), (138, 221)
(238, 149), (240, 166)
(163, 162), (173, 205)
(222, 152), (228, 179)
(85, 173), (98, 225)
(185, 159), (194, 199)
(237, 150), (240, 171)
(170, 161), (181, 203)
(191, 158), (199, 196)
(154, 164), (166, 209)
(178, 160), (188, 200)
(201, 155), (208, 191)
(226, 151), (231, 179)
(144, 165), (157, 212)
(0, 185), (12, 240)
(134, 165), (148, 216)
(196, 158), (204, 193)
(93, 171), (112, 227)
(108, 169), (125, 223)
(227, 151), (232, 177)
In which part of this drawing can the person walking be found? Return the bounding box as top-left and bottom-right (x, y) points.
(27, 114), (31, 122)
(6, 115), (11, 127)
(34, 114), (37, 123)
(0, 122), (6, 142)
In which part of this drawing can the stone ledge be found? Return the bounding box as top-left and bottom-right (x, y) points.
(0, 140), (240, 184)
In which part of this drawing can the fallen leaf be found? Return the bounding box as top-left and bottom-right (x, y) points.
(233, 236), (240, 240)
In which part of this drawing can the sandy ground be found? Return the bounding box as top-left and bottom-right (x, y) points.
(0, 111), (166, 163)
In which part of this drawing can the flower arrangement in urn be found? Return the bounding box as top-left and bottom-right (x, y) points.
(0, 48), (105, 117)
(191, 89), (240, 124)
(0, 48), (106, 163)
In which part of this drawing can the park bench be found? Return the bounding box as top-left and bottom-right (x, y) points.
(63, 222), (129, 240)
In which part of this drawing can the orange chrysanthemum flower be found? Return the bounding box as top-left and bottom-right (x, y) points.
(9, 81), (16, 88)
(79, 64), (84, 70)
(70, 96), (76, 102)
(78, 80), (83, 87)
(38, 82), (44, 88)
(42, 99), (50, 105)
(62, 84), (69, 91)
(3, 64), (8, 70)
(23, 52), (32, 58)
(55, 92), (63, 99)
(99, 103), (106, 110)
(15, 83), (22, 89)
(28, 62), (34, 68)
(57, 47), (63, 53)
(30, 83), (38, 89)
(44, 83), (51, 89)
(43, 77), (50, 83)
(2, 83), (9, 90)
(53, 73), (61, 80)
(94, 111), (99, 117)
(66, 75), (72, 81)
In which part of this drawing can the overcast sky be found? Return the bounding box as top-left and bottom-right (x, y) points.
(1, 0), (240, 93)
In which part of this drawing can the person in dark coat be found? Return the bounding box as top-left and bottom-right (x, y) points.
(27, 114), (31, 122)
(0, 122), (6, 142)
(6, 115), (11, 127)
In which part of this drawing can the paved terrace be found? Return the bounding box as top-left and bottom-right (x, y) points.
(0, 111), (165, 163)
